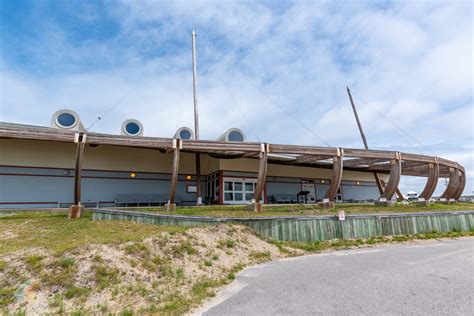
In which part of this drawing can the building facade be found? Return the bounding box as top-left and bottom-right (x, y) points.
(0, 138), (381, 208)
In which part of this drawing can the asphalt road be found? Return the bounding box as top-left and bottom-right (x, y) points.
(200, 238), (474, 315)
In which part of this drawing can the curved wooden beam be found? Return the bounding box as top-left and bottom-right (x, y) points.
(254, 144), (268, 203)
(167, 139), (181, 206)
(418, 162), (439, 200)
(69, 133), (86, 219)
(324, 149), (344, 201)
(440, 168), (460, 199)
(73, 133), (86, 206)
(452, 171), (465, 201)
(380, 154), (401, 200)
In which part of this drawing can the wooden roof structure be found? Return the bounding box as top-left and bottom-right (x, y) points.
(0, 122), (466, 208)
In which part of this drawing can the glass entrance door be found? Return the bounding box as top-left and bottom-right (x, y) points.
(223, 178), (261, 204)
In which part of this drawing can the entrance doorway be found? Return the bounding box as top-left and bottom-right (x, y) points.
(222, 178), (262, 204)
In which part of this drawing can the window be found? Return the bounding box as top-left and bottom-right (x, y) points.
(228, 131), (244, 141)
(56, 113), (76, 128)
(125, 122), (140, 135)
(179, 129), (192, 139)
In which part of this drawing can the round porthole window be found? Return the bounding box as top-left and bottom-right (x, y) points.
(228, 130), (244, 142)
(179, 129), (192, 140)
(56, 113), (77, 128)
(125, 122), (140, 136)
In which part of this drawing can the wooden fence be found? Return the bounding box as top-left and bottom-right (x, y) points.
(92, 209), (473, 243)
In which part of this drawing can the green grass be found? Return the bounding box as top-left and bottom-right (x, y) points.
(0, 210), (185, 255)
(271, 230), (474, 253)
(122, 202), (474, 218)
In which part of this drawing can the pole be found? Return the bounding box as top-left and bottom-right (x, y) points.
(69, 133), (85, 219)
(192, 30), (202, 205)
(192, 30), (200, 140)
(347, 87), (369, 150)
(346, 87), (385, 195)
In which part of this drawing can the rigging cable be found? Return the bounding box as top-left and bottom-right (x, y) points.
(86, 60), (164, 131)
(175, 78), (186, 130)
(236, 69), (331, 147)
(351, 91), (431, 155)
(218, 74), (262, 142)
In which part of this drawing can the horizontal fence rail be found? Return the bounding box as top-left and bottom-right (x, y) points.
(93, 209), (474, 242)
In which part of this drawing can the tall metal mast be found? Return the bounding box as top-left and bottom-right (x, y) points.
(192, 30), (200, 140)
(346, 86), (384, 195)
(192, 30), (202, 204)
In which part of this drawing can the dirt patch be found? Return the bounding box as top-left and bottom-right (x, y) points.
(1, 225), (282, 314)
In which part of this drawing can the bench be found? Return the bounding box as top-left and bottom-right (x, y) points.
(270, 194), (298, 204)
(114, 194), (182, 207)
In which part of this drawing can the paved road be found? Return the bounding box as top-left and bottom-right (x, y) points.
(201, 238), (474, 315)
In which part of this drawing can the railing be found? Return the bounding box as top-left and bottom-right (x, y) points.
(93, 209), (473, 242)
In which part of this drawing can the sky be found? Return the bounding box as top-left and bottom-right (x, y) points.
(0, 0), (473, 195)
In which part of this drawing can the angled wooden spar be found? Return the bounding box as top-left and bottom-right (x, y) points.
(346, 87), (385, 195)
(324, 148), (344, 201)
(418, 160), (439, 200)
(453, 171), (465, 200)
(168, 139), (181, 206)
(69, 132), (86, 219)
(380, 153), (402, 200)
(253, 144), (269, 204)
(440, 168), (460, 199)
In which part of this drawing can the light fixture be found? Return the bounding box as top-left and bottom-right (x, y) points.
(186, 175), (192, 180)
(321, 179), (325, 184)
(130, 172), (137, 178)
(356, 181), (360, 185)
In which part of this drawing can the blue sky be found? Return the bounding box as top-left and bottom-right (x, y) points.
(0, 0), (472, 195)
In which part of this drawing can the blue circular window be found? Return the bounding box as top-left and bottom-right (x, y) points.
(125, 122), (140, 135)
(57, 113), (76, 128)
(179, 130), (192, 140)
(228, 131), (244, 142)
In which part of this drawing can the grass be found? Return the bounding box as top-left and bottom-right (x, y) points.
(1, 209), (472, 314)
(0, 210), (185, 255)
(271, 230), (474, 253)
(122, 202), (474, 218)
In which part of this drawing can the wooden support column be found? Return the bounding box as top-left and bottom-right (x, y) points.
(165, 139), (181, 211)
(440, 168), (460, 201)
(378, 153), (401, 205)
(453, 171), (465, 201)
(418, 161), (439, 200)
(320, 148), (343, 209)
(69, 133), (86, 219)
(251, 144), (268, 213)
(195, 153), (202, 205)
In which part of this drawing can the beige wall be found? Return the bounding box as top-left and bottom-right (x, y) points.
(0, 139), (387, 182)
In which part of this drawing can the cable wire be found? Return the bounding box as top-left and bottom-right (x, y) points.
(237, 69), (331, 147)
(175, 80), (186, 130)
(218, 74), (262, 142)
(351, 91), (431, 154)
(86, 60), (164, 131)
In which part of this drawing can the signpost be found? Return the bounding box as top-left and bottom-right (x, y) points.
(338, 210), (345, 239)
(338, 210), (345, 221)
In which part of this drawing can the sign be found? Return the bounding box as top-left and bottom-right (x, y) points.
(338, 210), (345, 221)
(187, 185), (197, 193)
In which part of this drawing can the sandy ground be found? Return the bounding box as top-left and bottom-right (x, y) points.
(1, 225), (283, 314)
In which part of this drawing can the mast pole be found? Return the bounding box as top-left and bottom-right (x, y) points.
(347, 87), (369, 150)
(346, 87), (385, 195)
(192, 30), (202, 205)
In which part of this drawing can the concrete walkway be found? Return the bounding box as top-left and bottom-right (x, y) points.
(199, 238), (474, 315)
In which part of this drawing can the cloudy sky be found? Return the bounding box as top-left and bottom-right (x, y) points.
(0, 0), (472, 195)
